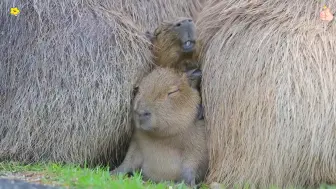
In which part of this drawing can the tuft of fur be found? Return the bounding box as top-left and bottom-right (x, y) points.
(197, 0), (336, 188)
(110, 68), (208, 186)
(0, 0), (204, 166)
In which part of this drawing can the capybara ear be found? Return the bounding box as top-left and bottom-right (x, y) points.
(185, 69), (202, 89)
(145, 31), (155, 43)
(197, 104), (204, 120)
(186, 69), (202, 78)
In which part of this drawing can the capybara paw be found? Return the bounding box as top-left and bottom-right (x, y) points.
(109, 169), (122, 176)
(181, 167), (196, 187)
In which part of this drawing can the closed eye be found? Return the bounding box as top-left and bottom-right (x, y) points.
(154, 28), (161, 36)
(168, 89), (179, 96)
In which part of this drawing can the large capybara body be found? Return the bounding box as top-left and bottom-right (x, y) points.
(197, 0), (336, 188)
(0, 0), (204, 166)
(110, 68), (208, 186)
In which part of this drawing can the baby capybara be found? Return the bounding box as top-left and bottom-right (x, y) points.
(110, 68), (208, 187)
(146, 17), (202, 72)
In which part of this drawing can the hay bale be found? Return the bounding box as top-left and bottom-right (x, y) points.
(0, 0), (202, 166)
(197, 0), (336, 188)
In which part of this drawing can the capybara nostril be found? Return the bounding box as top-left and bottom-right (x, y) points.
(176, 19), (193, 27)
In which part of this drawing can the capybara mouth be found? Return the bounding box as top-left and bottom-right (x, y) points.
(182, 40), (195, 52)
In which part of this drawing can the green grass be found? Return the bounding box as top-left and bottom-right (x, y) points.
(1, 162), (336, 189)
(0, 161), (205, 189)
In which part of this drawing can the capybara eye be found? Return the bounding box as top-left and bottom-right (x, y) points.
(168, 89), (179, 96)
(154, 29), (161, 36)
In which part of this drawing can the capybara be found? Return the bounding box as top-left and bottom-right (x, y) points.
(146, 17), (202, 72)
(197, 0), (336, 188)
(110, 68), (208, 187)
(0, 0), (204, 166)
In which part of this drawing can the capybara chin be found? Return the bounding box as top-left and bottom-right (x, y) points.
(110, 68), (208, 187)
(146, 17), (202, 72)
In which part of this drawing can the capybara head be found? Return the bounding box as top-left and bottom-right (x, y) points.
(146, 17), (200, 69)
(147, 17), (197, 52)
(132, 68), (202, 136)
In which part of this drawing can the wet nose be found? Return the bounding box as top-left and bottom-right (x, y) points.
(137, 110), (151, 123)
(175, 19), (193, 27)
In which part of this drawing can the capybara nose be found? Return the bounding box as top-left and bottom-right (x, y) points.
(174, 18), (196, 53)
(137, 110), (151, 123)
(175, 19), (193, 27)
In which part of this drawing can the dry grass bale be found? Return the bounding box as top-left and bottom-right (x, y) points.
(196, 0), (336, 188)
(111, 68), (208, 186)
(146, 17), (202, 72)
(0, 0), (203, 167)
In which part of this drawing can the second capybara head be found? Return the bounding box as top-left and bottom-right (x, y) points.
(132, 68), (202, 136)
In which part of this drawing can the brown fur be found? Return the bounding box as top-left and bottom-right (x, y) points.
(110, 68), (208, 186)
(197, 0), (336, 188)
(0, 0), (204, 166)
(146, 17), (202, 72)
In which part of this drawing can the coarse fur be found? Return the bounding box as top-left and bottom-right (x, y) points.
(197, 0), (336, 188)
(0, 0), (204, 166)
(110, 68), (208, 186)
(146, 17), (202, 72)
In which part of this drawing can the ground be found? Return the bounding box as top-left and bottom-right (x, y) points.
(0, 162), (335, 189)
(0, 162), (204, 189)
